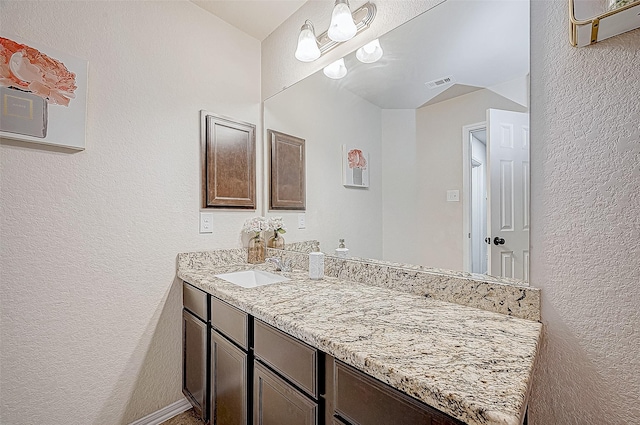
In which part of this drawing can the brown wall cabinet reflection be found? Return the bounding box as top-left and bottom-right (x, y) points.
(268, 130), (305, 211)
(202, 113), (256, 209)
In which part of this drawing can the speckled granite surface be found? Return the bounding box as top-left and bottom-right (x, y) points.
(177, 250), (542, 425)
(265, 249), (541, 321)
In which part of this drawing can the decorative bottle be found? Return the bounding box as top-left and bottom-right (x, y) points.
(248, 234), (266, 264)
(267, 230), (285, 249)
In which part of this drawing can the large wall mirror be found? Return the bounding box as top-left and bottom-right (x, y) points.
(264, 0), (530, 283)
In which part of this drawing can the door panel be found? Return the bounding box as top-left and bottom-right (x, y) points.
(487, 109), (529, 281)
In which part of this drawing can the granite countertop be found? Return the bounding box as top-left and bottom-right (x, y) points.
(178, 260), (542, 425)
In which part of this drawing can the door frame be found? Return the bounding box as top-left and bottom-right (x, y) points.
(462, 121), (487, 273)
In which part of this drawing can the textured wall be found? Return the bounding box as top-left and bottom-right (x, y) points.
(0, 1), (261, 424)
(529, 1), (640, 423)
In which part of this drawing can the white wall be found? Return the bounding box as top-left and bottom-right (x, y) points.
(529, 1), (640, 423)
(0, 1), (261, 424)
(381, 110), (419, 263)
(415, 88), (527, 271)
(264, 73), (383, 259)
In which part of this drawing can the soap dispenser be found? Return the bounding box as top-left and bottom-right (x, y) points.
(335, 239), (349, 258)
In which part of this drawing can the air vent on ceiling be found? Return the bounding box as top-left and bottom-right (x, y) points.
(425, 76), (455, 89)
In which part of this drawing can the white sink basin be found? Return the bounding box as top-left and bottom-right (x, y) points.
(214, 270), (289, 288)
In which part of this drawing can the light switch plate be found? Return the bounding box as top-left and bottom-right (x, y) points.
(298, 213), (306, 229)
(199, 212), (214, 233)
(447, 190), (460, 202)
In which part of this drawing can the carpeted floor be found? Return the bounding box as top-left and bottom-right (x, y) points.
(160, 408), (204, 425)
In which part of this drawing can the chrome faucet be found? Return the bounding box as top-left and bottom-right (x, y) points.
(266, 257), (292, 272)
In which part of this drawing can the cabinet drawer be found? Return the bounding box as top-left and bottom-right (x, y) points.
(334, 361), (464, 425)
(211, 297), (249, 350)
(254, 361), (318, 425)
(254, 320), (318, 399)
(183, 281), (208, 322)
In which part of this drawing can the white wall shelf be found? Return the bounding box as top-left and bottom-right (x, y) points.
(570, 0), (640, 47)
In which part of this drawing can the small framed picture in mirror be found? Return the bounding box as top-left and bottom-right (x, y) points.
(342, 145), (370, 188)
(268, 130), (305, 210)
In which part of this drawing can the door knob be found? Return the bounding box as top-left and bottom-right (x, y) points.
(493, 237), (505, 245)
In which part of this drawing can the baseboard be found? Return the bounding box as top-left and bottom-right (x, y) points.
(129, 398), (192, 425)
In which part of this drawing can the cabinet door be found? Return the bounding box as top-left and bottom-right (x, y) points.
(211, 330), (248, 425)
(254, 361), (317, 425)
(183, 309), (208, 421)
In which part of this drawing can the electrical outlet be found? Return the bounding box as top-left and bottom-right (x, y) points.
(199, 212), (214, 233)
(446, 190), (460, 202)
(298, 213), (306, 229)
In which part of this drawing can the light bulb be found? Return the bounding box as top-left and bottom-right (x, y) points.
(323, 58), (348, 79)
(356, 39), (383, 63)
(295, 21), (321, 62)
(328, 0), (357, 42)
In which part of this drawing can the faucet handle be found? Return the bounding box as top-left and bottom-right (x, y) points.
(265, 257), (280, 270)
(281, 258), (293, 272)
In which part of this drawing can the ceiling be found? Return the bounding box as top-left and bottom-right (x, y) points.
(330, 0), (530, 109)
(191, 0), (308, 41)
(192, 0), (529, 109)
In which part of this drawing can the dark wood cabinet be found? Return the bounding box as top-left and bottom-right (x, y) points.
(182, 309), (208, 421)
(254, 361), (318, 425)
(201, 113), (256, 209)
(211, 329), (248, 425)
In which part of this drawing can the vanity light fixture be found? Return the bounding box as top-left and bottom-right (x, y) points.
(328, 0), (358, 42)
(294, 2), (376, 62)
(295, 20), (321, 62)
(355, 38), (383, 63)
(323, 58), (348, 79)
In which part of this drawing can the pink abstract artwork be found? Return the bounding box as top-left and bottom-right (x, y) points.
(343, 145), (370, 188)
(0, 34), (87, 150)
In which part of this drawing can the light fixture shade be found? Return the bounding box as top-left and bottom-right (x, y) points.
(356, 39), (383, 63)
(328, 0), (357, 42)
(295, 21), (321, 62)
(323, 58), (348, 79)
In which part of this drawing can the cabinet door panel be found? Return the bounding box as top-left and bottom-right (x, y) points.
(183, 309), (208, 420)
(254, 362), (317, 425)
(211, 330), (248, 425)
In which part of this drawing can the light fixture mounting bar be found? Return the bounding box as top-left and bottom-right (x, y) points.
(317, 2), (376, 55)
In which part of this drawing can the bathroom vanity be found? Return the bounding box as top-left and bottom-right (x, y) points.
(178, 249), (541, 425)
